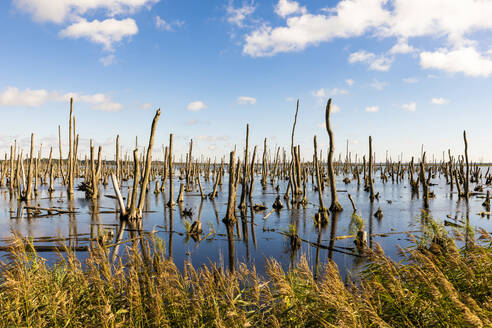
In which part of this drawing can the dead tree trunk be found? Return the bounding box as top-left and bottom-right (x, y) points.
(224, 150), (237, 224)
(325, 99), (343, 212)
(368, 136), (375, 202)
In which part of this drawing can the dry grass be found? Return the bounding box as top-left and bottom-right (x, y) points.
(0, 217), (490, 328)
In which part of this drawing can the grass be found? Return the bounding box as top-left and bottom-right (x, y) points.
(349, 212), (365, 235)
(0, 217), (490, 328)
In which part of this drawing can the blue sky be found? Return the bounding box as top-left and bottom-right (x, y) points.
(1, 0), (492, 162)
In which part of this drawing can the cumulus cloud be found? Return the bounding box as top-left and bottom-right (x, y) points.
(242, 0), (492, 77)
(312, 88), (348, 98)
(389, 39), (416, 54)
(13, 0), (158, 24)
(155, 16), (172, 31)
(365, 106), (379, 112)
(420, 47), (492, 77)
(0, 87), (52, 107)
(244, 0), (389, 57)
(226, 2), (255, 27)
(237, 96), (256, 104)
(274, 0), (306, 18)
(431, 97), (449, 105)
(401, 102), (416, 111)
(14, 0), (160, 62)
(0, 86), (123, 111)
(345, 79), (354, 86)
(187, 101), (207, 111)
(99, 54), (115, 66)
(312, 88), (326, 98)
(155, 16), (183, 31)
(349, 50), (393, 71)
(59, 18), (138, 51)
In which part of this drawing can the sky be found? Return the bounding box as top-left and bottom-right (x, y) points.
(1, 0), (492, 162)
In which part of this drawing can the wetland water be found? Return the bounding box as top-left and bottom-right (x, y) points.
(1, 167), (491, 277)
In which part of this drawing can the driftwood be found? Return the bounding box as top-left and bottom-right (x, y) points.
(24, 206), (77, 214)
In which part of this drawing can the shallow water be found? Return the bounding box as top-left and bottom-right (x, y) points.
(1, 168), (491, 278)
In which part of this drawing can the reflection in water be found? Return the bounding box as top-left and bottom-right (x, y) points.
(368, 202), (374, 249)
(111, 219), (127, 262)
(226, 222), (235, 273)
(240, 210), (249, 262)
(89, 200), (100, 249)
(328, 211), (339, 260)
(314, 222), (322, 280)
(211, 199), (220, 225)
(0, 168), (491, 279)
(68, 196), (77, 249)
(250, 206), (257, 249)
(168, 206), (174, 259)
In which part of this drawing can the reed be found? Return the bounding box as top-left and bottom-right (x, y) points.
(0, 214), (489, 328)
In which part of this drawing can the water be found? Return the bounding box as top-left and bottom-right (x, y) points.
(1, 169), (490, 278)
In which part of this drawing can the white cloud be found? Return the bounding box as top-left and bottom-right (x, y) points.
(370, 79), (386, 90)
(99, 54), (115, 66)
(345, 79), (354, 86)
(226, 2), (255, 28)
(312, 88), (348, 98)
(402, 77), (418, 83)
(420, 47), (492, 77)
(59, 18), (138, 51)
(348, 50), (393, 71)
(14, 0), (158, 24)
(0, 87), (51, 107)
(365, 106), (379, 112)
(237, 96), (256, 104)
(187, 101), (207, 111)
(154, 16), (183, 31)
(155, 16), (172, 31)
(274, 0), (306, 18)
(0, 86), (123, 111)
(331, 104), (340, 112)
(15, 0), (159, 62)
(431, 97), (449, 105)
(378, 0), (492, 44)
(243, 0), (390, 56)
(329, 88), (348, 96)
(71, 93), (123, 111)
(242, 0), (492, 77)
(389, 39), (416, 54)
(312, 88), (326, 98)
(401, 102), (416, 111)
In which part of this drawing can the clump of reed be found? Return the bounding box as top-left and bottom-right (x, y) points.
(0, 217), (490, 328)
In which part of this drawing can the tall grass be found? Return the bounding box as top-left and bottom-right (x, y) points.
(0, 218), (490, 327)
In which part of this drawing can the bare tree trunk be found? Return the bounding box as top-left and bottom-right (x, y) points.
(325, 99), (343, 212)
(224, 150), (237, 224)
(368, 136), (375, 202)
(463, 131), (470, 199)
